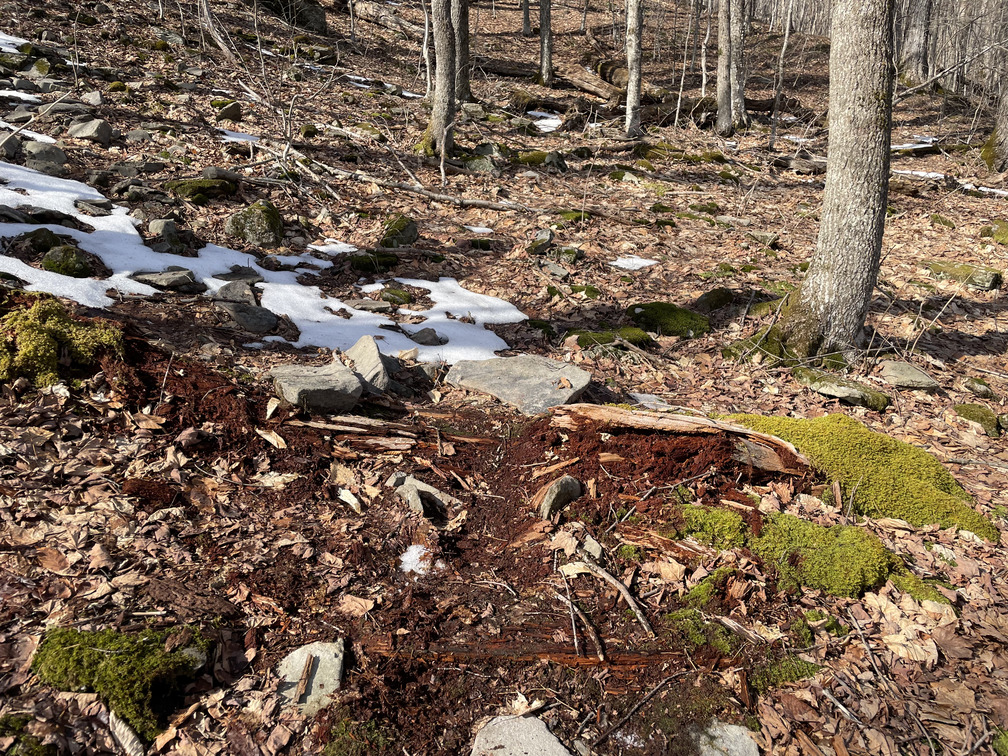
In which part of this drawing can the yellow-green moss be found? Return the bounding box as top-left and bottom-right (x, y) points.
(0, 296), (122, 387)
(751, 655), (820, 695)
(40, 245), (92, 278)
(751, 513), (897, 597)
(379, 213), (418, 248)
(350, 252), (398, 273)
(681, 505), (746, 549)
(686, 565), (734, 608)
(381, 288), (413, 305)
(616, 544), (642, 561)
(164, 178), (236, 205)
(954, 403), (1001, 437)
(627, 302), (710, 338)
(570, 284), (601, 299)
(993, 729), (1008, 756)
(0, 714), (57, 756)
(929, 213), (955, 229)
(689, 201), (721, 215)
(32, 627), (207, 742)
(324, 706), (395, 756)
(665, 609), (736, 655)
(729, 414), (997, 540)
(890, 572), (951, 605)
(925, 260), (1002, 290)
(570, 326), (653, 349)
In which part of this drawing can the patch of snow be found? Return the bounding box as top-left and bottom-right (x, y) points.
(0, 121), (55, 143)
(782, 135), (812, 145)
(400, 544), (431, 575)
(273, 252), (335, 269)
(308, 240), (357, 256)
(609, 256), (658, 271)
(218, 129), (260, 143)
(0, 161), (527, 363)
(527, 110), (562, 133)
(0, 32), (29, 53)
(401, 90), (423, 99)
(0, 90), (41, 102)
(892, 169), (945, 180)
(359, 282), (385, 293)
(463, 225), (493, 234)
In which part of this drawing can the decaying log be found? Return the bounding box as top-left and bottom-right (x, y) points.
(353, 0), (424, 38)
(556, 63), (623, 105)
(551, 404), (809, 475)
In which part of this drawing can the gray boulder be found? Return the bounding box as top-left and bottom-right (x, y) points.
(67, 118), (113, 147)
(217, 302), (278, 333)
(793, 367), (890, 412)
(147, 218), (185, 253)
(345, 334), (399, 394)
(270, 359), (363, 413)
(214, 265), (264, 284)
(408, 327), (445, 346)
(225, 200), (284, 248)
(132, 267), (206, 293)
(215, 280), (257, 305)
(877, 360), (939, 392)
(23, 140), (67, 164)
(379, 213), (418, 249)
(537, 475), (582, 519)
(471, 716), (571, 756)
(965, 376), (997, 400)
(0, 133), (20, 158)
(446, 355), (591, 415)
(40, 245), (92, 277)
(215, 101), (242, 122)
(276, 640), (344, 717)
(696, 722), (758, 756)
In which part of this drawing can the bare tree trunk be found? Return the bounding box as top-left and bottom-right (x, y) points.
(715, 0), (733, 135)
(768, 0), (792, 149)
(689, 0), (701, 70)
(523, 0), (532, 36)
(985, 83), (1008, 171)
(898, 0), (932, 85)
(421, 0), (433, 97)
(452, 0), (471, 102)
(581, 0), (590, 33)
(540, 0), (554, 86)
(701, 0), (711, 97)
(625, 0), (644, 135)
(729, 0), (749, 128)
(769, 0), (896, 360)
(423, 0), (456, 156)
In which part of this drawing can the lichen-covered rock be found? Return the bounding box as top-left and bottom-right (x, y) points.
(215, 101), (242, 122)
(67, 118), (113, 147)
(964, 376), (997, 400)
(627, 302), (710, 338)
(792, 367), (891, 411)
(925, 260), (1002, 290)
(379, 213), (418, 249)
(730, 413), (998, 540)
(225, 200), (284, 248)
(954, 403), (1001, 437)
(350, 252), (398, 273)
(41, 245), (93, 277)
(163, 178), (236, 204)
(877, 360), (939, 392)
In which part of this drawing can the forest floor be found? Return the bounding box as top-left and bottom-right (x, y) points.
(1, 0), (1008, 754)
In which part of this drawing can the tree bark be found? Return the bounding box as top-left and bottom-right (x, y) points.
(770, 0), (895, 360)
(988, 84), (1008, 172)
(728, 0), (749, 128)
(424, 0), (456, 156)
(452, 0), (471, 102)
(624, 0), (644, 135)
(898, 0), (932, 86)
(522, 0), (532, 36)
(715, 0), (733, 135)
(540, 0), (554, 86)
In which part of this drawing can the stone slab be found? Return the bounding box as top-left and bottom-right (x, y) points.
(276, 640), (345, 717)
(446, 355), (590, 415)
(471, 716), (572, 756)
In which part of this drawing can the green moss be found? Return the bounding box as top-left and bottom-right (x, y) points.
(981, 129), (999, 170)
(210, 98), (235, 108)
(694, 287), (735, 312)
(791, 615), (814, 647)
(803, 609), (847, 636)
(686, 566), (734, 608)
(699, 262), (736, 280)
(32, 627), (207, 742)
(40, 245), (92, 278)
(570, 284), (600, 299)
(627, 302), (710, 338)
(528, 319), (555, 336)
(555, 209), (591, 225)
(751, 655), (820, 695)
(301, 123), (319, 139)
(675, 211), (717, 226)
(680, 505), (746, 549)
(651, 203), (675, 214)
(225, 200), (284, 248)
(616, 544), (642, 561)
(570, 326), (654, 349)
(746, 299), (783, 318)
(751, 513), (897, 597)
(381, 288), (413, 305)
(730, 414), (997, 540)
(986, 220), (1008, 245)
(890, 572), (951, 605)
(164, 178), (236, 203)
(324, 710), (394, 756)
(689, 201), (721, 215)
(0, 715), (56, 756)
(379, 213), (418, 248)
(993, 729), (1008, 756)
(0, 296), (122, 387)
(665, 609), (736, 655)
(515, 150), (548, 165)
(929, 213), (955, 229)
(925, 260), (1002, 290)
(350, 252), (398, 273)
(954, 403), (1001, 437)
(718, 169), (740, 184)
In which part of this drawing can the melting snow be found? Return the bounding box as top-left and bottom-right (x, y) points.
(0, 32), (29, 53)
(609, 256), (658, 270)
(463, 225), (493, 234)
(400, 544), (431, 575)
(0, 160), (528, 362)
(218, 129), (260, 143)
(0, 120), (55, 143)
(527, 110), (562, 133)
(0, 91), (41, 102)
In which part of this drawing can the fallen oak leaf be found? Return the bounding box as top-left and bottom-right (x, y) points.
(35, 546), (71, 574)
(337, 594), (375, 617)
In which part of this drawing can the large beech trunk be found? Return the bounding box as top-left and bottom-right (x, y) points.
(772, 0), (896, 359)
(624, 0), (644, 135)
(715, 0), (732, 135)
(425, 0), (456, 156)
(452, 0), (471, 102)
(728, 0), (749, 128)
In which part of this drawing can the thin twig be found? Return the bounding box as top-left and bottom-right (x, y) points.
(553, 591), (605, 661)
(559, 575), (580, 657)
(569, 554), (655, 638)
(591, 673), (686, 747)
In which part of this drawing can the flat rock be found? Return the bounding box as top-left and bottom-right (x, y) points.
(132, 267), (206, 293)
(344, 298), (393, 313)
(925, 260), (1002, 291)
(217, 302), (277, 333)
(214, 280), (257, 304)
(696, 722), (759, 756)
(345, 334), (397, 393)
(877, 360), (938, 392)
(409, 327), (446, 346)
(793, 367), (890, 412)
(67, 118), (113, 147)
(276, 640), (345, 717)
(23, 140), (67, 164)
(471, 716), (571, 756)
(214, 265), (264, 284)
(446, 355), (590, 415)
(535, 475), (582, 519)
(270, 359), (363, 413)
(965, 376), (997, 400)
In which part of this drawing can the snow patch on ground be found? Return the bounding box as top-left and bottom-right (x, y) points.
(400, 544), (431, 575)
(0, 120), (55, 143)
(463, 225), (493, 234)
(609, 255), (658, 270)
(527, 111), (562, 133)
(0, 90), (41, 102)
(0, 160), (527, 362)
(0, 32), (29, 53)
(218, 129), (260, 143)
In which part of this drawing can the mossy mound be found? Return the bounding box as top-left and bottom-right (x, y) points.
(350, 252), (398, 273)
(982, 220), (1008, 245)
(954, 403), (1001, 437)
(570, 284), (600, 299)
(665, 609), (736, 656)
(689, 201), (721, 215)
(380, 287), (413, 305)
(569, 326), (653, 349)
(379, 213), (418, 248)
(929, 213), (955, 229)
(685, 565), (735, 608)
(729, 414), (997, 540)
(751, 513), (897, 597)
(164, 178), (236, 205)
(555, 209), (591, 226)
(40, 245), (92, 278)
(0, 296), (122, 386)
(627, 302), (710, 338)
(680, 504), (746, 549)
(925, 260), (1002, 291)
(32, 627), (207, 742)
(751, 655), (820, 695)
(224, 200), (284, 248)
(694, 287), (735, 313)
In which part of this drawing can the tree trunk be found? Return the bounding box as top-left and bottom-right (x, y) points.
(540, 0), (554, 86)
(452, 0), (471, 102)
(522, 0), (532, 36)
(423, 0), (456, 156)
(986, 84), (1008, 172)
(728, 0), (749, 128)
(715, 0), (732, 135)
(770, 0), (895, 360)
(625, 0), (644, 135)
(898, 0), (932, 86)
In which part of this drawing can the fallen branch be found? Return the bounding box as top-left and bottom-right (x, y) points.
(561, 555), (655, 638)
(353, 0), (424, 38)
(553, 591), (605, 661)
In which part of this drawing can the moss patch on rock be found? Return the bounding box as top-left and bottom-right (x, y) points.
(569, 326), (653, 349)
(729, 414), (997, 540)
(40, 245), (93, 278)
(32, 626), (207, 742)
(225, 200), (284, 248)
(954, 403), (1001, 437)
(164, 178), (236, 205)
(751, 513), (897, 597)
(350, 252), (398, 273)
(379, 213), (418, 248)
(627, 302), (710, 338)
(0, 296), (122, 386)
(380, 287), (413, 305)
(925, 260), (1002, 290)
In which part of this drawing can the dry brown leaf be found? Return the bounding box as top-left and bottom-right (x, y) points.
(338, 594), (375, 617)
